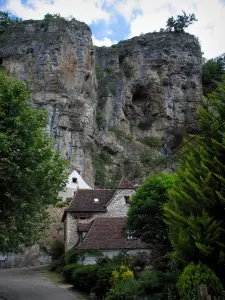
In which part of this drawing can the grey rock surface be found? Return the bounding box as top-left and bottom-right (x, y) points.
(0, 18), (203, 185)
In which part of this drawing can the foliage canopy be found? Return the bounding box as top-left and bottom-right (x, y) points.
(166, 11), (197, 32)
(164, 76), (225, 285)
(127, 172), (176, 253)
(0, 72), (67, 252)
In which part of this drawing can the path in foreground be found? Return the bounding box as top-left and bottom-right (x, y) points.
(0, 266), (87, 300)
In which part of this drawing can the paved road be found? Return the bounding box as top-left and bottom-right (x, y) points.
(0, 266), (87, 300)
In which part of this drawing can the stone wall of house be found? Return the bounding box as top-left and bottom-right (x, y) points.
(65, 213), (79, 251)
(106, 189), (135, 217)
(65, 188), (136, 250)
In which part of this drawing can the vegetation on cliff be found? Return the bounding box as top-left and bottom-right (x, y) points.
(0, 72), (67, 252)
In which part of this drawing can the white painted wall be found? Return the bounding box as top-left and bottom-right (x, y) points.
(59, 170), (92, 201)
(78, 249), (151, 265)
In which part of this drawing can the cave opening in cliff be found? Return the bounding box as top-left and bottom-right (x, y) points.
(132, 85), (149, 103)
(0, 58), (2, 65)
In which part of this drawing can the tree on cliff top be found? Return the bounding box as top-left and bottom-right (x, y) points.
(164, 75), (225, 285)
(0, 72), (68, 252)
(0, 11), (21, 32)
(166, 11), (197, 32)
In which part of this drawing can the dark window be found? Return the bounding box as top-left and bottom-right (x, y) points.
(124, 196), (130, 204)
(72, 177), (77, 183)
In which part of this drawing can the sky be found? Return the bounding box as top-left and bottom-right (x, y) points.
(0, 0), (225, 59)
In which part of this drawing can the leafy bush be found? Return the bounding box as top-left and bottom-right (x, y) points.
(49, 257), (65, 273)
(105, 66), (114, 73)
(140, 155), (152, 164)
(138, 270), (164, 293)
(138, 116), (154, 130)
(109, 126), (132, 142)
(108, 82), (117, 96)
(131, 252), (150, 270)
(121, 61), (134, 78)
(177, 262), (223, 300)
(141, 137), (163, 149)
(100, 152), (113, 164)
(71, 264), (99, 292)
(96, 64), (104, 80)
(110, 265), (134, 287)
(55, 201), (69, 208)
(63, 263), (79, 283)
(105, 279), (141, 300)
(65, 248), (80, 264)
(94, 262), (118, 298)
(50, 240), (64, 261)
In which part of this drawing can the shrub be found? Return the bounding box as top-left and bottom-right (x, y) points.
(49, 257), (65, 273)
(110, 265), (134, 287)
(108, 82), (117, 96)
(138, 116), (154, 130)
(50, 240), (64, 261)
(100, 152), (113, 164)
(140, 155), (152, 164)
(105, 66), (114, 73)
(121, 61), (134, 78)
(63, 263), (79, 283)
(71, 264), (99, 292)
(96, 64), (104, 80)
(65, 248), (80, 264)
(138, 270), (164, 293)
(109, 126), (132, 142)
(94, 262), (118, 298)
(141, 136), (163, 149)
(55, 201), (69, 208)
(105, 279), (141, 300)
(177, 262), (223, 300)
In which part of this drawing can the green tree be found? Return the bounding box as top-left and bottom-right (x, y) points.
(202, 54), (225, 95)
(0, 72), (68, 252)
(127, 173), (176, 254)
(164, 76), (225, 285)
(166, 11), (197, 32)
(0, 11), (21, 32)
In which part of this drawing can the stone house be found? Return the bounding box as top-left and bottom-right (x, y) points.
(62, 177), (149, 263)
(58, 170), (92, 201)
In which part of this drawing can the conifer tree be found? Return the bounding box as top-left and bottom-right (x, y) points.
(164, 76), (225, 285)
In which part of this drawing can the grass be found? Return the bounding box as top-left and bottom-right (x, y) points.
(109, 126), (133, 142)
(141, 136), (163, 149)
(45, 269), (65, 285)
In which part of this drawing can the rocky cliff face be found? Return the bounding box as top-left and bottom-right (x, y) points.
(0, 18), (202, 187)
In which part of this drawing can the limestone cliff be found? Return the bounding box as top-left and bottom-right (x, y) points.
(0, 18), (202, 187)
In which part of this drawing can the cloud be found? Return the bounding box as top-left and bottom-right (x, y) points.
(1, 0), (225, 58)
(123, 0), (225, 58)
(92, 36), (117, 47)
(3, 0), (110, 24)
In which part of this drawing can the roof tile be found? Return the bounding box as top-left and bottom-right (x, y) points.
(66, 189), (115, 212)
(77, 218), (147, 250)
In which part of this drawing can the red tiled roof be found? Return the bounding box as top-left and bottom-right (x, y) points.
(77, 218), (147, 250)
(117, 177), (135, 189)
(65, 189), (115, 213)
